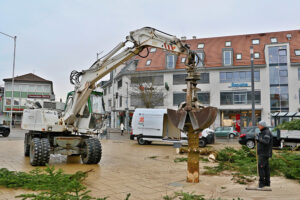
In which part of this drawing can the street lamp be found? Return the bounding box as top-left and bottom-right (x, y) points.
(0, 31), (17, 129)
(250, 46), (255, 126)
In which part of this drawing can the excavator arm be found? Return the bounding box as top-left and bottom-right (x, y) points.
(62, 27), (196, 127)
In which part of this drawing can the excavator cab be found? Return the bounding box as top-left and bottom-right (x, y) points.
(64, 91), (105, 133)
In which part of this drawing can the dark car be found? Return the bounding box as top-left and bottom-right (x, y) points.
(0, 124), (10, 137)
(239, 126), (279, 149)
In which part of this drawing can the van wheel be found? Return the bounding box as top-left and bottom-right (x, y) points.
(137, 137), (146, 145)
(199, 139), (206, 147)
(229, 134), (235, 139)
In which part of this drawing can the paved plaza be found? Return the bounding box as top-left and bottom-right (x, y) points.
(0, 129), (299, 200)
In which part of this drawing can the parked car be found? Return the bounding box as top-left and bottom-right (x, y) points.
(239, 126), (280, 149)
(214, 126), (238, 138)
(0, 124), (10, 137)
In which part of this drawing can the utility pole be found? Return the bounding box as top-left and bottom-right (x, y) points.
(250, 46), (255, 126)
(125, 82), (129, 133)
(0, 32), (17, 129)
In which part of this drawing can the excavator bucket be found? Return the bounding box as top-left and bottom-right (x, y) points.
(189, 107), (218, 131)
(167, 107), (217, 131)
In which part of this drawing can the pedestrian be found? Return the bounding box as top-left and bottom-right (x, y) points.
(255, 120), (273, 188)
(120, 123), (124, 136)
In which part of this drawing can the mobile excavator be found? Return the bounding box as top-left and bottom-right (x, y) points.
(21, 27), (198, 166)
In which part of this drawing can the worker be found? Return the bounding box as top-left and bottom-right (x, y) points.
(256, 121), (273, 188)
(120, 123), (124, 136)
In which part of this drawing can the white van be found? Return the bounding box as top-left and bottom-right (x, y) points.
(130, 108), (215, 147)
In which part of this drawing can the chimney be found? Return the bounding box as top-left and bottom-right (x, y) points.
(181, 36), (187, 40)
(192, 36), (197, 39)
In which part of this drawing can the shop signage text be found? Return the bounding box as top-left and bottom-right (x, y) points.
(230, 83), (249, 88)
(28, 95), (50, 99)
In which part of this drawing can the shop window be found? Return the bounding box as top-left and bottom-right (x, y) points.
(220, 91), (261, 105)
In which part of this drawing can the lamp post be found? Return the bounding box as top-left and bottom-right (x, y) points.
(0, 31), (17, 129)
(125, 82), (129, 133)
(250, 46), (255, 127)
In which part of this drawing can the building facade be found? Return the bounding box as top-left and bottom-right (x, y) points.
(99, 30), (300, 129)
(2, 73), (55, 124)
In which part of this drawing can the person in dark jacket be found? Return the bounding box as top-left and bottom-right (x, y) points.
(256, 121), (273, 188)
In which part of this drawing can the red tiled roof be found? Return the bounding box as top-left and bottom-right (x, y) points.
(135, 29), (300, 71)
(3, 73), (52, 83)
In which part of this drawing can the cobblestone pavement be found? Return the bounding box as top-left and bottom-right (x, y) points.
(0, 129), (300, 200)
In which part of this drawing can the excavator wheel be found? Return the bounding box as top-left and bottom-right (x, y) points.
(81, 138), (102, 164)
(30, 138), (50, 166)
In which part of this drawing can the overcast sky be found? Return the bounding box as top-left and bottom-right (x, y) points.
(1, 0), (300, 101)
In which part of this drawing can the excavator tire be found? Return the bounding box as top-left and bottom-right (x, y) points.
(41, 138), (51, 165)
(81, 138), (102, 164)
(29, 138), (50, 166)
(24, 133), (30, 157)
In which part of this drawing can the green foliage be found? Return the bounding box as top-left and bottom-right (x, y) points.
(174, 157), (188, 163)
(0, 165), (108, 200)
(203, 146), (300, 184)
(275, 119), (300, 130)
(163, 191), (242, 200)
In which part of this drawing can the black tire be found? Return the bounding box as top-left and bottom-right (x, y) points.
(29, 138), (50, 166)
(24, 133), (30, 157)
(41, 138), (50, 165)
(199, 139), (207, 147)
(81, 138), (102, 164)
(2, 129), (10, 137)
(146, 141), (152, 145)
(246, 140), (255, 149)
(229, 134), (235, 139)
(137, 136), (146, 145)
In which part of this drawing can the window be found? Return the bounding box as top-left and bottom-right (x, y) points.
(279, 70), (288, 77)
(220, 91), (261, 105)
(197, 43), (204, 49)
(181, 57), (186, 63)
(197, 92), (210, 104)
(119, 96), (122, 107)
(220, 71), (260, 82)
(108, 86), (111, 94)
(236, 53), (242, 60)
(254, 52), (260, 59)
(295, 50), (300, 56)
(150, 48), (156, 53)
(223, 50), (232, 66)
(298, 68), (300, 80)
(166, 54), (176, 69)
(104, 88), (107, 95)
(198, 73), (210, 84)
(195, 52), (204, 67)
(173, 93), (186, 106)
(278, 49), (287, 56)
(146, 59), (151, 66)
(108, 99), (112, 107)
(252, 39), (260, 45)
(225, 41), (231, 47)
(117, 79), (122, 88)
(173, 74), (187, 85)
(271, 37), (277, 43)
(131, 75), (164, 86)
